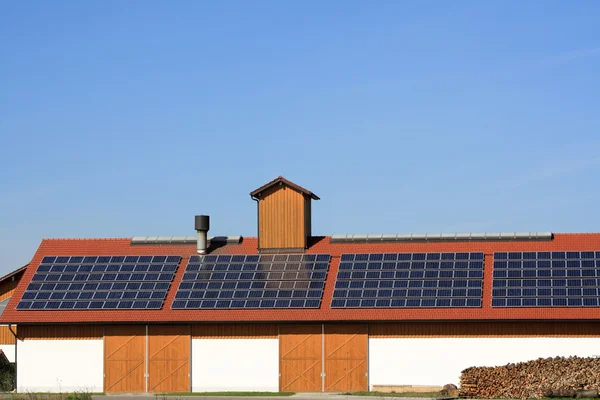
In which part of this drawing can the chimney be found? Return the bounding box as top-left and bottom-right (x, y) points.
(195, 215), (210, 254)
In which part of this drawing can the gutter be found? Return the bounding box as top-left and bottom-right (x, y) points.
(9, 323), (17, 391)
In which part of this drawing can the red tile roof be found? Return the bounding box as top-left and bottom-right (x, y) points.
(3, 234), (600, 324)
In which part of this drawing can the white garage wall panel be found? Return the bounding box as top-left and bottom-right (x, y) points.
(0, 344), (15, 362)
(369, 337), (600, 388)
(192, 338), (279, 392)
(17, 339), (103, 392)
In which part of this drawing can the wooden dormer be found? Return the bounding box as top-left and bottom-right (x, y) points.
(250, 176), (319, 252)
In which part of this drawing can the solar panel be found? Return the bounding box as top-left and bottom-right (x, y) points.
(17, 256), (181, 310)
(492, 251), (600, 307)
(330, 253), (484, 308)
(172, 254), (330, 309)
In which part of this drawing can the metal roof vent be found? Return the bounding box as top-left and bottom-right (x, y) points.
(195, 215), (210, 254)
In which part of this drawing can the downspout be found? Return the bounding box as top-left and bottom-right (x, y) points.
(251, 195), (260, 251)
(9, 324), (17, 391)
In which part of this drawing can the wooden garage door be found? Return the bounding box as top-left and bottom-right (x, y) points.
(280, 325), (323, 392)
(104, 325), (146, 393)
(324, 324), (368, 392)
(148, 325), (191, 392)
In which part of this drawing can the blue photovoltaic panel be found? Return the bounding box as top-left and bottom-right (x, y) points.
(17, 255), (181, 310)
(172, 254), (330, 309)
(492, 251), (600, 307)
(330, 252), (484, 308)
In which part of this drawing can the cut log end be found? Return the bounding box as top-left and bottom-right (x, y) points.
(459, 356), (600, 399)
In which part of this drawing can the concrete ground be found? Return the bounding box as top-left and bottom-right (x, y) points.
(94, 395), (442, 400)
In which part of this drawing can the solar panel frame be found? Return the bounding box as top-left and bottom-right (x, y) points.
(17, 256), (181, 311)
(173, 254), (330, 309)
(331, 252), (484, 309)
(492, 251), (600, 307)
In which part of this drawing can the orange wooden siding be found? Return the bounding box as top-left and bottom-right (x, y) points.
(193, 323), (277, 338)
(0, 278), (19, 302)
(104, 325), (146, 393)
(324, 324), (368, 392)
(148, 325), (191, 392)
(279, 324), (322, 392)
(369, 322), (600, 338)
(258, 185), (306, 250)
(0, 326), (16, 345)
(19, 325), (102, 340)
(0, 269), (23, 345)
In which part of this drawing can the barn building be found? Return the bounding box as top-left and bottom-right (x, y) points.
(0, 266), (26, 363)
(2, 176), (600, 393)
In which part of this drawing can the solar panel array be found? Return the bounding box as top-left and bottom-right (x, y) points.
(20, 250), (600, 312)
(17, 256), (181, 310)
(331, 252), (484, 308)
(172, 254), (330, 309)
(492, 251), (600, 307)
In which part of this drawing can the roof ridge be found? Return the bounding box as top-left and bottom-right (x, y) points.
(42, 237), (132, 241)
(555, 232), (600, 235)
(250, 176), (320, 200)
(43, 236), (262, 241)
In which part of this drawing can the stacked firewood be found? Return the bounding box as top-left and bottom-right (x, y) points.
(459, 356), (600, 399)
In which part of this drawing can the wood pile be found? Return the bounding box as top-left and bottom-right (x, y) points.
(460, 356), (600, 399)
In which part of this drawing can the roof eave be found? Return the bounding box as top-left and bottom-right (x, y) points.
(250, 176), (319, 200)
(0, 265), (27, 284)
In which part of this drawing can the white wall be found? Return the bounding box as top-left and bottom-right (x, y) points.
(17, 339), (103, 392)
(369, 337), (600, 388)
(192, 338), (279, 392)
(0, 344), (15, 363)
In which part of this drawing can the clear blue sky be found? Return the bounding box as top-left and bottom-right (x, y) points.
(1, 1), (599, 274)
